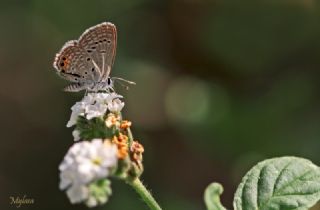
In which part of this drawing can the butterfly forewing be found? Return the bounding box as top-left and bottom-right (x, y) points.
(53, 40), (101, 83)
(78, 22), (117, 81)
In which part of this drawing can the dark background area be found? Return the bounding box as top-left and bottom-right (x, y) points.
(1, 0), (320, 209)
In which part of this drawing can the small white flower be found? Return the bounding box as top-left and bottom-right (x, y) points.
(67, 102), (86, 127)
(85, 103), (108, 120)
(66, 93), (124, 127)
(59, 139), (118, 187)
(86, 195), (98, 207)
(66, 184), (89, 204)
(72, 129), (81, 141)
(95, 92), (122, 104)
(59, 139), (118, 205)
(85, 179), (111, 207)
(108, 98), (125, 113)
(86, 191), (108, 207)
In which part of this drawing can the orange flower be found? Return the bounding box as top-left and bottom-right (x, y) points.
(120, 120), (132, 129)
(130, 141), (144, 162)
(131, 141), (144, 153)
(112, 133), (129, 159)
(105, 113), (120, 128)
(118, 132), (129, 142)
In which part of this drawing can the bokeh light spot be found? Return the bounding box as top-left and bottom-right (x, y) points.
(165, 76), (211, 124)
(124, 61), (170, 128)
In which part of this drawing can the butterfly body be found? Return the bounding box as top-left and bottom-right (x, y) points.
(63, 79), (114, 92)
(53, 22), (117, 92)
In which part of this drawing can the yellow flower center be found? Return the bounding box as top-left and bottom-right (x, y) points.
(92, 157), (102, 165)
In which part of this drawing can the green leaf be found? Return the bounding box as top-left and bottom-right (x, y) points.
(233, 156), (320, 210)
(204, 182), (227, 210)
(76, 116), (116, 140)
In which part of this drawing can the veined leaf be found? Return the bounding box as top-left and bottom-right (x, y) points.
(233, 156), (320, 210)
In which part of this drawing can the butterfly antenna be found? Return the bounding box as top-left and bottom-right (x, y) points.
(112, 77), (136, 85)
(113, 79), (130, 90)
(112, 77), (136, 90)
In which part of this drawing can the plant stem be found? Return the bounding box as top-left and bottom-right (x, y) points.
(123, 116), (160, 209)
(127, 127), (134, 147)
(128, 178), (162, 210)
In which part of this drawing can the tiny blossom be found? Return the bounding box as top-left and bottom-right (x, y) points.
(131, 141), (144, 162)
(131, 141), (144, 154)
(105, 113), (120, 128)
(85, 179), (112, 207)
(72, 129), (81, 141)
(112, 133), (129, 159)
(108, 98), (125, 113)
(120, 120), (132, 129)
(66, 184), (89, 204)
(67, 102), (86, 127)
(65, 180), (112, 207)
(67, 93), (124, 127)
(86, 190), (107, 207)
(85, 103), (108, 120)
(59, 139), (118, 205)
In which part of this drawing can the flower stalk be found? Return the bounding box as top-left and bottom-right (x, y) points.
(128, 178), (162, 210)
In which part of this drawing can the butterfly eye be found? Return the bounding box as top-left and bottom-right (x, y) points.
(107, 78), (112, 85)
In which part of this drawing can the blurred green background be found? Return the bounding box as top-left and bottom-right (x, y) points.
(1, 0), (320, 209)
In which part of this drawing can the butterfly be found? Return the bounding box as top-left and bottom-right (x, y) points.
(53, 22), (134, 92)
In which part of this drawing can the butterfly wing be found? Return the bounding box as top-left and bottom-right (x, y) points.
(78, 22), (117, 82)
(53, 40), (101, 83)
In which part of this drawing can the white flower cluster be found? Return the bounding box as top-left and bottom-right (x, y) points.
(59, 139), (118, 207)
(67, 93), (125, 127)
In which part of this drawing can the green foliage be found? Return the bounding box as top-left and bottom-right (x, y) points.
(204, 183), (227, 210)
(205, 157), (320, 210)
(76, 116), (117, 140)
(233, 157), (320, 210)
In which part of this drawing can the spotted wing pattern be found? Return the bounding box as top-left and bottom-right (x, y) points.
(78, 22), (117, 81)
(53, 40), (99, 83)
(53, 22), (117, 84)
